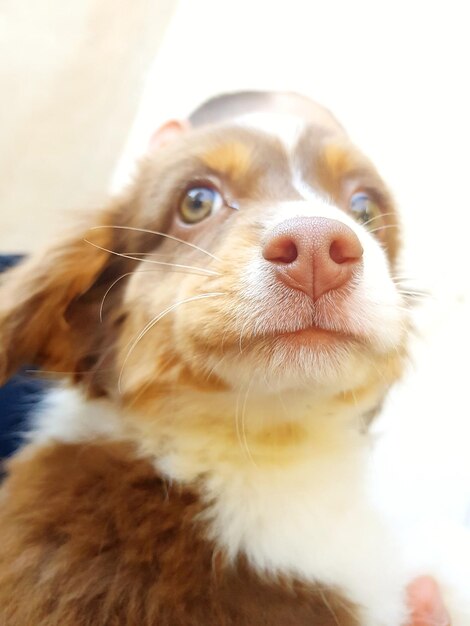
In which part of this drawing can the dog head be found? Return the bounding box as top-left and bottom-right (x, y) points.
(0, 93), (408, 424)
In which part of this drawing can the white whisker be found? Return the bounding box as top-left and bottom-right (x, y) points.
(89, 224), (221, 261)
(83, 239), (220, 276)
(234, 380), (256, 467)
(238, 320), (250, 354)
(318, 587), (342, 626)
(123, 251), (194, 258)
(99, 267), (218, 323)
(240, 379), (257, 467)
(361, 212), (397, 228)
(368, 224), (400, 234)
(234, 385), (244, 460)
(118, 292), (224, 394)
(391, 274), (422, 281)
(100, 270), (153, 323)
(204, 354), (227, 382)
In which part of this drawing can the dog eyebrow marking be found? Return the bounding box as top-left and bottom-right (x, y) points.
(201, 141), (253, 179)
(295, 127), (375, 200)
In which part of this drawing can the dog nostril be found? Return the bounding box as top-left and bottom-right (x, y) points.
(262, 217), (363, 300)
(329, 237), (363, 265)
(263, 236), (298, 264)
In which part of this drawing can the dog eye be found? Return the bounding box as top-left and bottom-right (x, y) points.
(350, 192), (382, 228)
(179, 186), (223, 224)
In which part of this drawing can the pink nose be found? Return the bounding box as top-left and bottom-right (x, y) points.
(262, 217), (363, 300)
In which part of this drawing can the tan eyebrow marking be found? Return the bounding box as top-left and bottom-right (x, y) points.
(201, 141), (253, 179)
(315, 142), (360, 193)
(294, 126), (357, 201)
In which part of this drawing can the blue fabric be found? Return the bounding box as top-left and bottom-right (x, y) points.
(0, 256), (47, 460)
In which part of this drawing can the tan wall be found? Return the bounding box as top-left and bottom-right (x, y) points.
(0, 0), (177, 252)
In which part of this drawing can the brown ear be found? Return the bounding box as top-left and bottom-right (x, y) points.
(0, 123), (186, 387)
(0, 217), (120, 385)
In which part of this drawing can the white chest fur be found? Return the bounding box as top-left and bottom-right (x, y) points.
(31, 387), (470, 626)
(198, 436), (409, 626)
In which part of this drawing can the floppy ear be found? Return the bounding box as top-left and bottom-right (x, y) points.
(0, 122), (191, 387)
(0, 190), (151, 387)
(0, 221), (113, 384)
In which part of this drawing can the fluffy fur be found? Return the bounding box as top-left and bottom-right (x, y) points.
(0, 94), (467, 625)
(0, 436), (363, 626)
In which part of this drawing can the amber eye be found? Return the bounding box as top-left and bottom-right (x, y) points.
(179, 186), (223, 224)
(350, 192), (382, 228)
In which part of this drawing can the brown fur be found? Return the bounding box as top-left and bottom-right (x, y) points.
(0, 441), (359, 626)
(0, 123), (401, 393)
(201, 141), (254, 179)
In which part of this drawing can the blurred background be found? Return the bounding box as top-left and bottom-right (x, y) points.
(1, 0), (469, 529)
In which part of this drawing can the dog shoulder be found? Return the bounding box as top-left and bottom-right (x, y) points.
(0, 437), (360, 626)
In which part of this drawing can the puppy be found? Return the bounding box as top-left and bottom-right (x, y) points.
(0, 91), (465, 625)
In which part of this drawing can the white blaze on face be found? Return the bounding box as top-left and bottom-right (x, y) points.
(236, 111), (306, 154)
(244, 198), (404, 350)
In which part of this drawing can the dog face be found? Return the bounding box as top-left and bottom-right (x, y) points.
(0, 107), (408, 421)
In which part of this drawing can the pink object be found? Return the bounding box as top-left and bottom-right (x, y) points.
(262, 216), (363, 300)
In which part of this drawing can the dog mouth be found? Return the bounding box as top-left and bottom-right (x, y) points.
(230, 296), (369, 353)
(238, 321), (362, 351)
(276, 325), (358, 345)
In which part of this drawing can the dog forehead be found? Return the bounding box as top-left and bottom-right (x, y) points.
(227, 113), (337, 202)
(207, 113), (344, 201)
(234, 111), (306, 155)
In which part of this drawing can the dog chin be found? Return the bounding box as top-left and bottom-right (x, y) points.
(208, 334), (374, 395)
